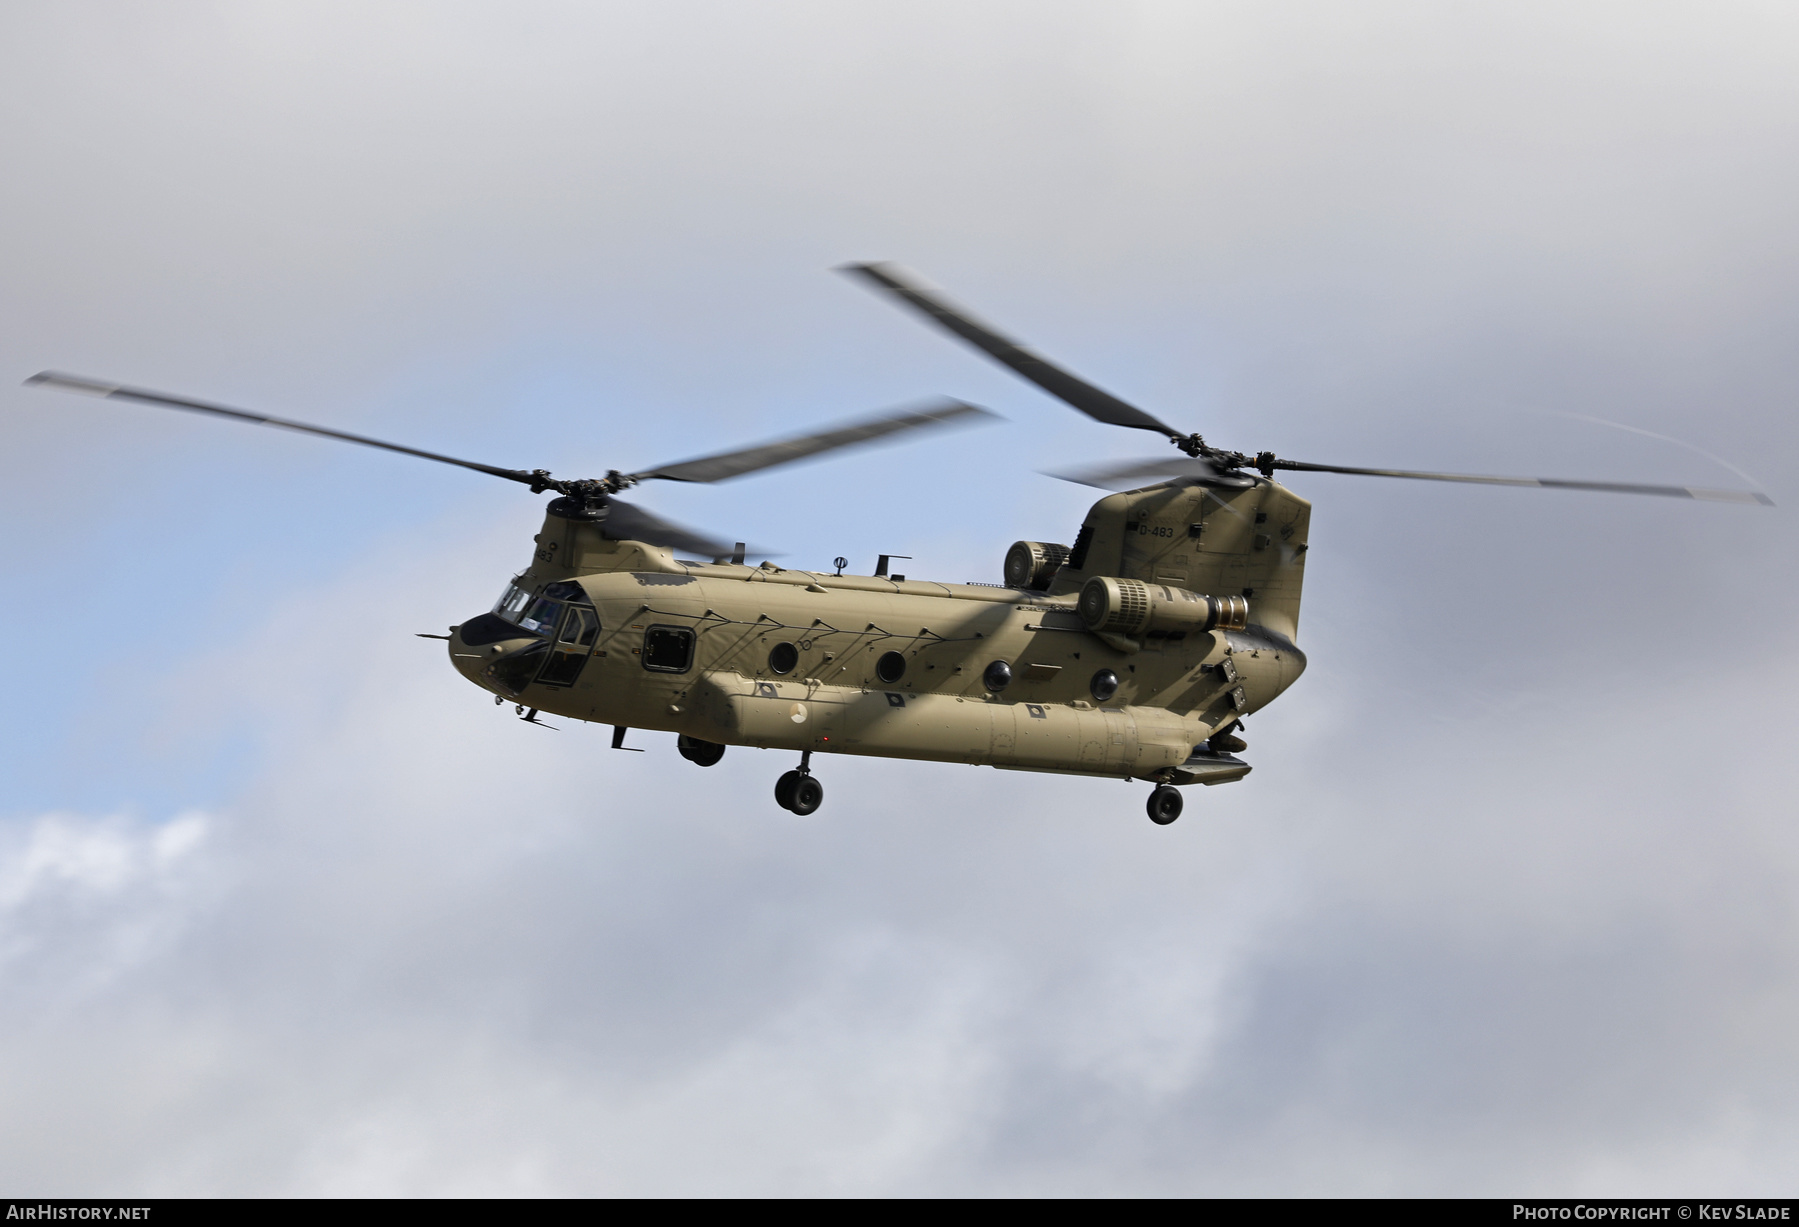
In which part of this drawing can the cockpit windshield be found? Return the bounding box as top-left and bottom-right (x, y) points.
(493, 582), (531, 622)
(491, 578), (596, 637)
(476, 578), (602, 694)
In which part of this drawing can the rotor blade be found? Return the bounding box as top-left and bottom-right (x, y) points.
(1046, 455), (1226, 491)
(600, 499), (745, 560)
(1269, 458), (1775, 505)
(839, 263), (1183, 438)
(629, 397), (993, 484)
(25, 372), (544, 487)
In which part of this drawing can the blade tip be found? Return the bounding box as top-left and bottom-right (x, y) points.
(837, 260), (909, 289)
(1039, 468), (1113, 490)
(937, 397), (999, 421)
(24, 371), (116, 396)
(1694, 488), (1777, 506)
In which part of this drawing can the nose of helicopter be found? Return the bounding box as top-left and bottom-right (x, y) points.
(448, 612), (550, 697)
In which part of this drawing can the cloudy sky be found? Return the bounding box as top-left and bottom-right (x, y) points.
(2, 0), (1796, 1196)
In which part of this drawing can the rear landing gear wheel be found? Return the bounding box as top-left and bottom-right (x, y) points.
(1147, 784), (1184, 825)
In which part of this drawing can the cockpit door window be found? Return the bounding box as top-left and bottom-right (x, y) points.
(560, 607), (599, 648)
(537, 606), (601, 687)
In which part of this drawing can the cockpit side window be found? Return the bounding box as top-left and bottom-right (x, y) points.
(518, 597), (562, 635)
(542, 580), (593, 605)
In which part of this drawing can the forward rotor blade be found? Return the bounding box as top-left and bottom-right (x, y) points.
(839, 263), (1182, 438)
(1046, 455), (1230, 491)
(25, 372), (542, 487)
(600, 499), (744, 560)
(629, 397), (992, 485)
(1270, 458), (1775, 505)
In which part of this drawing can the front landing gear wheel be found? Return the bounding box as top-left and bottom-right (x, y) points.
(1147, 784), (1184, 825)
(775, 749), (822, 814)
(774, 771), (825, 814)
(788, 775), (824, 816)
(677, 735), (726, 767)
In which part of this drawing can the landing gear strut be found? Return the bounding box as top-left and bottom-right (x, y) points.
(1207, 721), (1247, 754)
(1146, 784), (1184, 825)
(775, 749), (824, 815)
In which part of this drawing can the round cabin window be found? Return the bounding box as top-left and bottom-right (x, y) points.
(983, 659), (1013, 692)
(1090, 668), (1120, 702)
(875, 651), (907, 684)
(768, 642), (799, 675)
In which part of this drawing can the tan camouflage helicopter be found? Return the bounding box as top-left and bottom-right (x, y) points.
(27, 264), (1773, 824)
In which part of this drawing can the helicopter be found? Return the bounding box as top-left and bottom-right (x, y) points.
(26, 264), (1773, 825)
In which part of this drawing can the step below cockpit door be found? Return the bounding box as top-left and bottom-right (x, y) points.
(537, 606), (599, 687)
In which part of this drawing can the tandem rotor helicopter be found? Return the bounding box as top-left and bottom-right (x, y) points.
(27, 264), (1773, 824)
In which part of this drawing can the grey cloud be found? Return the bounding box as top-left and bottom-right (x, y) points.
(2, 0), (1796, 1197)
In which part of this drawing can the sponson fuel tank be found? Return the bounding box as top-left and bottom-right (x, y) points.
(677, 673), (1197, 780)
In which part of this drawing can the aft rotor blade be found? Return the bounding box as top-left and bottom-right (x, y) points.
(601, 499), (744, 560)
(1269, 458), (1775, 505)
(839, 263), (1183, 438)
(630, 397), (993, 485)
(25, 372), (543, 487)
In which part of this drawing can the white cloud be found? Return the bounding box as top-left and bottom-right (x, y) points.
(0, 812), (203, 910)
(0, 810), (211, 994)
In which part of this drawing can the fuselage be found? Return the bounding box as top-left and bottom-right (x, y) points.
(447, 475), (1312, 786)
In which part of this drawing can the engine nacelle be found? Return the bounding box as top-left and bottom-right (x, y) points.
(1004, 540), (1070, 591)
(1077, 575), (1249, 639)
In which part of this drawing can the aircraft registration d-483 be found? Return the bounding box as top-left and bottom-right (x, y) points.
(27, 264), (1771, 824)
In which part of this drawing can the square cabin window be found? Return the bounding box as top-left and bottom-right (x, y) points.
(641, 625), (695, 673)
